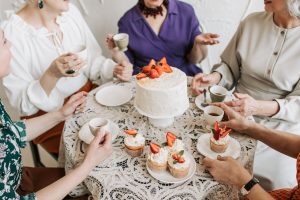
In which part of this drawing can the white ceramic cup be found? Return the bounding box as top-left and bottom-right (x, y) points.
(113, 33), (129, 52)
(71, 44), (87, 61)
(209, 85), (228, 102)
(203, 105), (224, 127)
(88, 118), (109, 136)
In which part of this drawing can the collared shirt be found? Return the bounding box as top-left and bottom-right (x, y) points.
(1, 3), (115, 116)
(213, 12), (300, 132)
(118, 0), (202, 76)
(0, 100), (36, 200)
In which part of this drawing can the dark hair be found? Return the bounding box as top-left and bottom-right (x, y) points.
(138, 0), (169, 18)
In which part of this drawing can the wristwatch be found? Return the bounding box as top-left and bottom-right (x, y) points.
(240, 177), (259, 196)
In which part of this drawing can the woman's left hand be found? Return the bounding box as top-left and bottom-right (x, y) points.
(225, 93), (260, 117)
(113, 61), (133, 82)
(195, 33), (220, 45)
(60, 91), (88, 120)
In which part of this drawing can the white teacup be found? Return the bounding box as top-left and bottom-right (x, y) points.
(113, 33), (129, 52)
(88, 118), (109, 136)
(203, 105), (224, 127)
(71, 44), (87, 61)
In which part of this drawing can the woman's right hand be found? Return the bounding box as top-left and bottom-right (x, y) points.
(47, 53), (85, 78)
(192, 72), (221, 95)
(83, 130), (113, 170)
(106, 34), (116, 50)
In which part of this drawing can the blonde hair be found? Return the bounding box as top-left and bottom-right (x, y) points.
(287, 0), (300, 19)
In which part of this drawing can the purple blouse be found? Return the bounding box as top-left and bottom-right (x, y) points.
(118, 0), (202, 76)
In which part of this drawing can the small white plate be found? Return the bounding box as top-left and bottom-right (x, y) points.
(196, 134), (241, 159)
(78, 120), (119, 144)
(195, 94), (232, 110)
(146, 152), (196, 184)
(95, 85), (132, 106)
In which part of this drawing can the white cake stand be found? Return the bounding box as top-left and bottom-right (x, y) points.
(134, 102), (189, 128)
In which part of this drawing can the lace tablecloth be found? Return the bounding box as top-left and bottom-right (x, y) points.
(59, 77), (257, 200)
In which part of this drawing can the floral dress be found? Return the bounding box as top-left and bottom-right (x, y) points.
(0, 100), (36, 200)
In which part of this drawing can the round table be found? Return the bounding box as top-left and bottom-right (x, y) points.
(59, 77), (257, 200)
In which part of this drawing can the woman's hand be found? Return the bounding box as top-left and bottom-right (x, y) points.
(59, 91), (88, 120)
(195, 33), (220, 45)
(83, 131), (113, 170)
(47, 53), (85, 78)
(213, 102), (252, 133)
(106, 34), (116, 50)
(113, 61), (133, 82)
(192, 72), (221, 95)
(202, 156), (252, 188)
(225, 93), (261, 117)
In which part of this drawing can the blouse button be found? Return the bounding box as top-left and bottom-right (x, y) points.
(267, 69), (271, 75)
(281, 31), (285, 35)
(273, 52), (278, 56)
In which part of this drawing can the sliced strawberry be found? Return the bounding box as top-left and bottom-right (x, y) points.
(150, 143), (161, 154)
(220, 129), (231, 138)
(178, 157), (185, 163)
(149, 69), (160, 79)
(212, 129), (220, 141)
(148, 59), (156, 67)
(172, 154), (179, 160)
(141, 65), (152, 73)
(158, 57), (167, 65)
(166, 132), (177, 140)
(136, 73), (147, 80)
(214, 121), (219, 132)
(155, 65), (163, 76)
(167, 137), (174, 147)
(166, 135), (176, 147)
(124, 129), (138, 135)
(162, 64), (173, 73)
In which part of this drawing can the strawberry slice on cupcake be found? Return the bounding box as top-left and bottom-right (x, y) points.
(124, 129), (145, 157)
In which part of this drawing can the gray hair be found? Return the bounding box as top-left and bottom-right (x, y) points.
(287, 0), (300, 19)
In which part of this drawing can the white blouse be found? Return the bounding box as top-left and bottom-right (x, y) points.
(1, 4), (116, 116)
(213, 12), (300, 133)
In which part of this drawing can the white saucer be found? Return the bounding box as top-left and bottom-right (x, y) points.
(78, 120), (119, 144)
(146, 151), (196, 184)
(95, 85), (132, 107)
(196, 134), (241, 159)
(195, 94), (232, 110)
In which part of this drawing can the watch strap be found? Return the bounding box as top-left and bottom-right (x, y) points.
(244, 177), (259, 191)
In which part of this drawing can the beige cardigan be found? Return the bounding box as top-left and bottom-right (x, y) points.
(213, 11), (300, 133)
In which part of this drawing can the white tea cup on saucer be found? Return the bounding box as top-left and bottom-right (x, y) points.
(88, 118), (109, 136)
(203, 105), (224, 127)
(113, 33), (129, 52)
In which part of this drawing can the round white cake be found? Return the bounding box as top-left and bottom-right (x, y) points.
(134, 67), (189, 118)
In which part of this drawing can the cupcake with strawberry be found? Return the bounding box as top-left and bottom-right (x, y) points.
(168, 150), (191, 178)
(124, 129), (145, 157)
(147, 142), (169, 172)
(210, 122), (231, 153)
(166, 132), (185, 155)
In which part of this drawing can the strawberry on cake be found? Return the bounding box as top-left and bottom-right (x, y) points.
(124, 129), (145, 157)
(147, 143), (169, 172)
(168, 150), (191, 178)
(210, 122), (231, 153)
